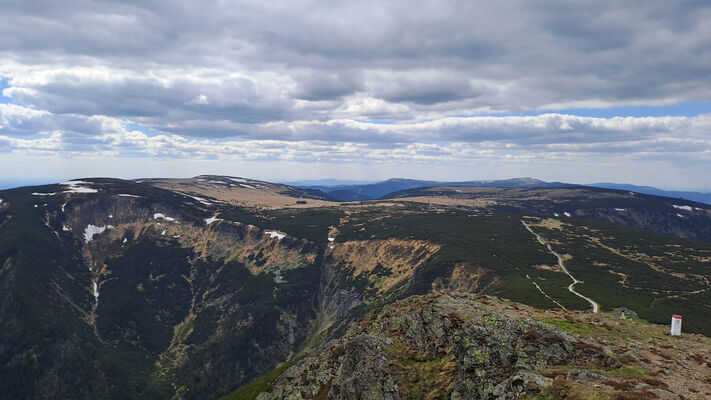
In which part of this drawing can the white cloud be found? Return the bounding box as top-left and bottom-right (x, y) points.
(187, 94), (209, 105)
(0, 1), (710, 188)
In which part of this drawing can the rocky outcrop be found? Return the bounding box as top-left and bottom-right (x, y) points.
(256, 294), (619, 400)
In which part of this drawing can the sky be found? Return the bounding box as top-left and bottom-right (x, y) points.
(1, 1), (710, 190)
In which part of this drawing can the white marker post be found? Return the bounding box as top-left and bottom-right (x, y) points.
(670, 315), (682, 336)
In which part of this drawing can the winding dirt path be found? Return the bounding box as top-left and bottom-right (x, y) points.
(526, 274), (567, 310)
(521, 220), (599, 313)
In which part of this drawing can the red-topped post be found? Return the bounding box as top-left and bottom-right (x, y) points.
(671, 315), (682, 336)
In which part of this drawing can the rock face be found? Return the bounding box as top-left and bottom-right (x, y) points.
(257, 294), (618, 400)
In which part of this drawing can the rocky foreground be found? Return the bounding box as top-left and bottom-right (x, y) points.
(250, 293), (711, 400)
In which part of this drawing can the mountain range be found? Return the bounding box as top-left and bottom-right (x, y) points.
(299, 177), (575, 201)
(588, 182), (711, 205)
(297, 177), (711, 205)
(1, 176), (710, 399)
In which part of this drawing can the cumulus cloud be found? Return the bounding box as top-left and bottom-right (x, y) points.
(2, 103), (710, 166)
(0, 0), (710, 186)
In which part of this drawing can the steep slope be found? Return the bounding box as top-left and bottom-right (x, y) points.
(0, 179), (328, 399)
(0, 180), (446, 399)
(249, 293), (711, 400)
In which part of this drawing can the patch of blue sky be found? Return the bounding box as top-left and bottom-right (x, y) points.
(355, 119), (397, 125)
(457, 101), (711, 119)
(0, 78), (23, 105)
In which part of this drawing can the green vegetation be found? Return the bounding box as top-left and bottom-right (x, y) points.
(335, 206), (583, 309)
(529, 217), (711, 335)
(221, 359), (298, 400)
(218, 205), (343, 242)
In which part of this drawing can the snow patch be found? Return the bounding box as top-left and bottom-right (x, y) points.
(239, 183), (257, 189)
(108, 214), (113, 218)
(61, 180), (98, 194)
(677, 213), (684, 218)
(695, 207), (703, 211)
(228, 177), (248, 183)
(553, 213), (559, 217)
(328, 237), (335, 242)
(265, 230), (286, 240)
(161, 230), (166, 235)
(173, 234), (181, 238)
(154, 213), (175, 221)
(123, 238), (128, 243)
(92, 281), (99, 299)
(564, 212), (571, 217)
(32, 192), (55, 196)
(673, 205), (693, 211)
(205, 217), (221, 225)
(33, 204), (38, 208)
(614, 208), (626, 212)
(182, 193), (212, 205)
(62, 225), (71, 232)
(83, 224), (113, 243)
(118, 193), (141, 198)
(628, 192), (635, 195)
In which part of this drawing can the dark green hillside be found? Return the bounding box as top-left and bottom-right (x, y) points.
(217, 206), (343, 242)
(522, 216), (711, 335)
(332, 206), (591, 310)
(0, 181), (325, 399)
(0, 185), (168, 399)
(383, 186), (711, 241)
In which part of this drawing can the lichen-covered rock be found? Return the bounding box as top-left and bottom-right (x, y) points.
(257, 334), (399, 400)
(450, 315), (573, 399)
(256, 294), (616, 399)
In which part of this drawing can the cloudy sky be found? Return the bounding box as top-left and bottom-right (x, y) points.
(1, 0), (710, 189)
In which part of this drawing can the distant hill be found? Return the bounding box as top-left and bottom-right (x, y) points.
(300, 177), (576, 201)
(280, 179), (378, 187)
(589, 182), (711, 205)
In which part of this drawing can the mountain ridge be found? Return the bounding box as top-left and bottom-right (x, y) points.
(299, 177), (577, 201)
(589, 182), (711, 205)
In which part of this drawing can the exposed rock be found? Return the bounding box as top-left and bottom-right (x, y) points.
(258, 294), (618, 400)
